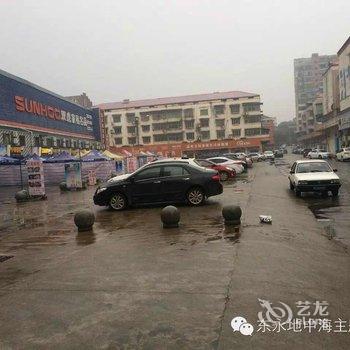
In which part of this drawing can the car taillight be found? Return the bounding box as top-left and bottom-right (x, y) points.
(211, 174), (220, 181)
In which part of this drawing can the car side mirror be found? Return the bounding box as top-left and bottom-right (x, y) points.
(289, 170), (294, 174)
(333, 169), (338, 172)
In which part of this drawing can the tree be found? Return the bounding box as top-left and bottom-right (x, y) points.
(274, 120), (297, 146)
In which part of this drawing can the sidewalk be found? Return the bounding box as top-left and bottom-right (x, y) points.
(218, 159), (350, 349)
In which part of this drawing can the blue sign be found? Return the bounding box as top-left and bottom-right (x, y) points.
(0, 69), (101, 140)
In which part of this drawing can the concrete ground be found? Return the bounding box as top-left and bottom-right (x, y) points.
(0, 155), (349, 349)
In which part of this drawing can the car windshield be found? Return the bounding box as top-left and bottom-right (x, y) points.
(194, 159), (213, 167)
(296, 162), (332, 173)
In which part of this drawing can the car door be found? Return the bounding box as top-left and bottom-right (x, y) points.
(160, 165), (192, 202)
(129, 166), (163, 204)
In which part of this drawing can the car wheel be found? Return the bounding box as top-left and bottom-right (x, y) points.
(109, 193), (127, 211)
(331, 189), (339, 197)
(295, 188), (301, 197)
(219, 171), (229, 181)
(289, 181), (294, 190)
(187, 187), (205, 206)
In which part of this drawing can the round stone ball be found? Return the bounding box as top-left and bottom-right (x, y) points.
(222, 205), (242, 226)
(59, 181), (68, 191)
(74, 210), (95, 232)
(15, 189), (29, 202)
(161, 205), (180, 228)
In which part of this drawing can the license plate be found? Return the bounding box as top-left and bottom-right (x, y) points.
(313, 186), (326, 190)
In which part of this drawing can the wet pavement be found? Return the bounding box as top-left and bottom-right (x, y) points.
(0, 157), (349, 349)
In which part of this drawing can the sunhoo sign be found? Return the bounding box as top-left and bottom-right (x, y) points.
(0, 70), (101, 140)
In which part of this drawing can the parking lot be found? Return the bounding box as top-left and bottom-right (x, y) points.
(0, 155), (350, 349)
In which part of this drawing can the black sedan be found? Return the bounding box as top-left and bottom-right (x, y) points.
(93, 161), (223, 210)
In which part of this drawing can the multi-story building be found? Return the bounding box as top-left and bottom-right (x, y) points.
(322, 61), (340, 153)
(338, 36), (350, 146)
(98, 91), (274, 157)
(294, 53), (337, 136)
(65, 92), (93, 108)
(0, 69), (104, 157)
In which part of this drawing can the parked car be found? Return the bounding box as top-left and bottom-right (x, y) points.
(94, 160), (223, 210)
(288, 160), (341, 197)
(195, 159), (236, 181)
(336, 147), (350, 161)
(274, 149), (284, 158)
(263, 150), (275, 160)
(206, 157), (245, 174)
(302, 148), (312, 158)
(307, 149), (330, 159)
(247, 152), (263, 162)
(222, 153), (248, 170)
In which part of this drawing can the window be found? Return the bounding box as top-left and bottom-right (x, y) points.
(244, 115), (261, 123)
(231, 129), (241, 137)
(162, 165), (189, 177)
(126, 113), (135, 123)
(47, 138), (53, 147)
(183, 108), (194, 118)
(142, 125), (150, 132)
(216, 130), (225, 139)
(245, 128), (261, 136)
(196, 159), (212, 167)
(185, 120), (194, 129)
(114, 137), (122, 145)
(34, 136), (41, 147)
(153, 121), (182, 131)
(112, 114), (121, 123)
(200, 130), (210, 140)
(128, 137), (136, 144)
(113, 126), (122, 134)
(134, 166), (161, 181)
(142, 136), (151, 144)
(232, 117), (241, 125)
(140, 113), (150, 122)
(66, 139), (71, 148)
(186, 132), (194, 140)
(214, 105), (225, 115)
(127, 126), (136, 134)
(243, 103), (261, 112)
(56, 139), (62, 148)
(230, 104), (240, 114)
(200, 118), (209, 127)
(19, 135), (26, 146)
(200, 109), (208, 116)
(3, 133), (11, 144)
(215, 119), (225, 127)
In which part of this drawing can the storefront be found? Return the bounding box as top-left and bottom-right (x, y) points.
(0, 69), (105, 157)
(339, 109), (350, 147)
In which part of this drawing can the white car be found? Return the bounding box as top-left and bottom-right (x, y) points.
(247, 152), (263, 162)
(288, 160), (341, 197)
(307, 149), (330, 159)
(336, 147), (350, 161)
(263, 151), (274, 160)
(206, 157), (244, 174)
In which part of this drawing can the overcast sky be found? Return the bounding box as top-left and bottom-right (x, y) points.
(0, 0), (349, 122)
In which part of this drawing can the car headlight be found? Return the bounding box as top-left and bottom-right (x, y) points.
(330, 179), (340, 184)
(96, 187), (107, 194)
(298, 180), (308, 185)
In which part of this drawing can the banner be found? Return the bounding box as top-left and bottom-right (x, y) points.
(125, 157), (137, 173)
(65, 162), (82, 189)
(88, 169), (97, 186)
(27, 158), (45, 196)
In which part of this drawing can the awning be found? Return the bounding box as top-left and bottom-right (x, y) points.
(102, 150), (124, 160)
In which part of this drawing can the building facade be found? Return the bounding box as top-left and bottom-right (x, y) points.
(0, 69), (104, 157)
(338, 36), (350, 146)
(98, 91), (274, 157)
(65, 93), (93, 108)
(294, 53), (337, 137)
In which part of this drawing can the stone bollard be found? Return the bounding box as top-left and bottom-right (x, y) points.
(161, 205), (180, 228)
(59, 181), (68, 191)
(74, 210), (95, 232)
(15, 189), (29, 202)
(222, 205), (242, 226)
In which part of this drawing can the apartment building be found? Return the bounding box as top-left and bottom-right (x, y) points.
(338, 36), (350, 146)
(294, 53), (337, 135)
(98, 91), (274, 156)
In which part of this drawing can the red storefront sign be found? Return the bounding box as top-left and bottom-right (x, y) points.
(110, 137), (271, 157)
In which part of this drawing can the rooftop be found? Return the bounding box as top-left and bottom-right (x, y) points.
(97, 91), (259, 110)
